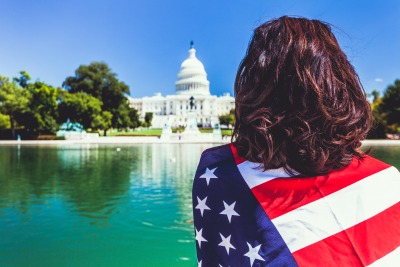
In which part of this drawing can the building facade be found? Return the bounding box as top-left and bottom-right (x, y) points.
(129, 45), (235, 128)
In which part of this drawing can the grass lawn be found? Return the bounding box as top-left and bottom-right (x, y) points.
(221, 129), (233, 136)
(107, 128), (233, 137)
(108, 129), (162, 136)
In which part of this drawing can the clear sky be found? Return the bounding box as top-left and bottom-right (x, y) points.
(0, 0), (399, 98)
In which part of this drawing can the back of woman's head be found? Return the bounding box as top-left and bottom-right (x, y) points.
(233, 16), (372, 176)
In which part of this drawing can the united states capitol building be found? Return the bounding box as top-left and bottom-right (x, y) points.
(129, 44), (235, 128)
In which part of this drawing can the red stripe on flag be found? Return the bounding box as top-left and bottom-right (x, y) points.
(230, 143), (246, 165)
(292, 201), (400, 266)
(251, 156), (390, 220)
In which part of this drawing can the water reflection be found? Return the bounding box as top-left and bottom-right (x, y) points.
(0, 144), (213, 221)
(0, 144), (398, 266)
(0, 144), (214, 266)
(0, 145), (132, 218)
(1, 144), (398, 220)
(128, 144), (213, 229)
(57, 144), (133, 219)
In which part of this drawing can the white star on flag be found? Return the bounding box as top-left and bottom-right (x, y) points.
(218, 233), (236, 255)
(195, 227), (207, 248)
(198, 260), (202, 267)
(195, 196), (211, 217)
(244, 242), (265, 266)
(220, 201), (240, 223)
(199, 167), (218, 185)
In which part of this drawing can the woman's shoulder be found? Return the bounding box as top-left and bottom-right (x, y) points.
(197, 144), (234, 171)
(201, 143), (232, 157)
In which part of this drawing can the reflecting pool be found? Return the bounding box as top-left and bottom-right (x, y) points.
(0, 144), (399, 266)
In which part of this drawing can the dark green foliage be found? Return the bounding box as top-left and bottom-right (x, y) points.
(129, 107), (140, 129)
(380, 80), (400, 132)
(1, 73), (60, 137)
(144, 112), (153, 127)
(93, 111), (113, 136)
(0, 76), (30, 138)
(58, 91), (103, 129)
(1, 64), (140, 138)
(113, 99), (140, 130)
(18, 81), (59, 135)
(62, 62), (139, 134)
(219, 109), (235, 127)
(13, 71), (31, 88)
(0, 113), (10, 130)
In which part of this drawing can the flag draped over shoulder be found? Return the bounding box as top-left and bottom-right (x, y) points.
(192, 143), (400, 267)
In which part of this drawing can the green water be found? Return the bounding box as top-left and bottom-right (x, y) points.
(0, 144), (399, 267)
(0, 144), (214, 267)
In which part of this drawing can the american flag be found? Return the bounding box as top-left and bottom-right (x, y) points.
(192, 143), (400, 266)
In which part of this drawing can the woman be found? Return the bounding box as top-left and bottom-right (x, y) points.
(192, 16), (400, 266)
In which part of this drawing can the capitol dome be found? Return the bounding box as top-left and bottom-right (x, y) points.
(175, 43), (210, 95)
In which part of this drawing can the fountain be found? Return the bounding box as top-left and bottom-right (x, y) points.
(56, 119), (99, 140)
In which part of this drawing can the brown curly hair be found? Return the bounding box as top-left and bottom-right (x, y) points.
(233, 16), (372, 176)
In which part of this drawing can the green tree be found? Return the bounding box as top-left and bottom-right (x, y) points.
(113, 100), (140, 130)
(219, 109), (235, 127)
(92, 111), (113, 136)
(13, 71), (31, 88)
(62, 62), (138, 133)
(368, 90), (387, 139)
(0, 76), (30, 139)
(129, 107), (140, 129)
(371, 90), (380, 103)
(58, 91), (103, 129)
(17, 81), (59, 135)
(379, 80), (400, 133)
(0, 113), (10, 129)
(144, 112), (153, 127)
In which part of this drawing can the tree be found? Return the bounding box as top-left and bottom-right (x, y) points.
(112, 99), (141, 130)
(129, 107), (140, 129)
(219, 109), (235, 127)
(144, 112), (153, 127)
(13, 71), (31, 88)
(379, 80), (400, 133)
(58, 91), (103, 129)
(0, 113), (10, 130)
(368, 90), (387, 139)
(17, 81), (59, 135)
(371, 90), (380, 103)
(0, 76), (30, 139)
(92, 111), (113, 136)
(62, 62), (138, 133)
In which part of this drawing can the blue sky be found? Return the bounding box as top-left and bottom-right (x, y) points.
(0, 0), (399, 98)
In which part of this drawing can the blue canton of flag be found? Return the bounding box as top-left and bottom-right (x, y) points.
(192, 144), (297, 267)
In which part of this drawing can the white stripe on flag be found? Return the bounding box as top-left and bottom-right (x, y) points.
(368, 246), (400, 267)
(271, 167), (400, 253)
(237, 161), (295, 189)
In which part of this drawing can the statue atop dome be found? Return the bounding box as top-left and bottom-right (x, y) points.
(175, 43), (210, 96)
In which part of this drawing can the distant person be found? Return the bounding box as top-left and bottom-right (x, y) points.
(192, 16), (400, 266)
